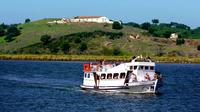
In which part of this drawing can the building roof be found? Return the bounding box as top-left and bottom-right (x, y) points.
(74, 16), (102, 19)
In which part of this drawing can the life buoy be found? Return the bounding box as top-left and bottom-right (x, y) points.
(83, 64), (91, 72)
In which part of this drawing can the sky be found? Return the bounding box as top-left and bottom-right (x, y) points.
(0, 0), (199, 28)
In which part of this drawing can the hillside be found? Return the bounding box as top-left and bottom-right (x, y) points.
(0, 18), (200, 58)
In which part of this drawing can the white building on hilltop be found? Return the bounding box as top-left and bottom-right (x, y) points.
(70, 16), (113, 24)
(48, 16), (113, 24)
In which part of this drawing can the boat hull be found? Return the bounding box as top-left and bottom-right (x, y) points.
(81, 80), (158, 94)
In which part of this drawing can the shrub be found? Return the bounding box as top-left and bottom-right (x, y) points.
(79, 43), (87, 52)
(74, 37), (81, 43)
(197, 45), (200, 51)
(113, 48), (121, 56)
(101, 47), (113, 55)
(62, 42), (71, 54)
(176, 38), (185, 45)
(40, 35), (51, 44)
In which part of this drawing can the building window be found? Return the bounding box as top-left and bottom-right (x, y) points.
(113, 73), (119, 79)
(120, 73), (125, 79)
(107, 73), (112, 79)
(101, 74), (106, 79)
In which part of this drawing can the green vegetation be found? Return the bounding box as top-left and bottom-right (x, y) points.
(18, 30), (124, 55)
(5, 25), (21, 42)
(0, 18), (200, 63)
(0, 23), (21, 42)
(152, 19), (159, 24)
(61, 42), (70, 54)
(40, 34), (51, 44)
(0, 27), (5, 36)
(25, 18), (31, 23)
(124, 19), (200, 39)
(176, 38), (185, 45)
(197, 45), (200, 51)
(112, 21), (123, 30)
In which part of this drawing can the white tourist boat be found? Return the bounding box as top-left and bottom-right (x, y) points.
(80, 56), (163, 94)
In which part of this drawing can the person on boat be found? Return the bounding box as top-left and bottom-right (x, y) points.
(129, 73), (137, 83)
(145, 73), (151, 81)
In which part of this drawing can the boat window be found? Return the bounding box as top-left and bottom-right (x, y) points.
(120, 73), (125, 79)
(138, 66), (144, 70)
(130, 66), (133, 70)
(87, 73), (90, 78)
(84, 73), (87, 78)
(134, 66), (137, 70)
(101, 74), (106, 79)
(150, 66), (154, 70)
(107, 73), (112, 79)
(113, 73), (119, 79)
(145, 66), (149, 70)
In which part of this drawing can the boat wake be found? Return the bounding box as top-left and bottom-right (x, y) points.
(0, 75), (81, 92)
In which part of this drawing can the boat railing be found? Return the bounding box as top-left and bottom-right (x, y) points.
(84, 63), (116, 72)
(131, 56), (153, 63)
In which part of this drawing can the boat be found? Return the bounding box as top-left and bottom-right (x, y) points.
(80, 56), (163, 94)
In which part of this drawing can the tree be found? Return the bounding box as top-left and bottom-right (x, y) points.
(40, 35), (51, 44)
(141, 22), (151, 30)
(112, 21), (123, 30)
(6, 25), (20, 37)
(0, 23), (8, 29)
(25, 18), (31, 23)
(62, 42), (71, 54)
(124, 22), (140, 28)
(0, 27), (5, 37)
(79, 43), (87, 52)
(5, 25), (21, 42)
(152, 19), (159, 24)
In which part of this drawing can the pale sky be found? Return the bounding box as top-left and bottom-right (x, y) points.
(0, 0), (199, 28)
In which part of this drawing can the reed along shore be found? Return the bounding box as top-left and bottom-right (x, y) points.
(0, 54), (200, 63)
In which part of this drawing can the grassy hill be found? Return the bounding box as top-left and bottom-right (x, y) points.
(0, 18), (200, 58)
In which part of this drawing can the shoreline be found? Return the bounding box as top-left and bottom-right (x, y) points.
(0, 54), (200, 63)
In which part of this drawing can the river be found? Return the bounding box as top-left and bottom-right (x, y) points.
(0, 60), (200, 112)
